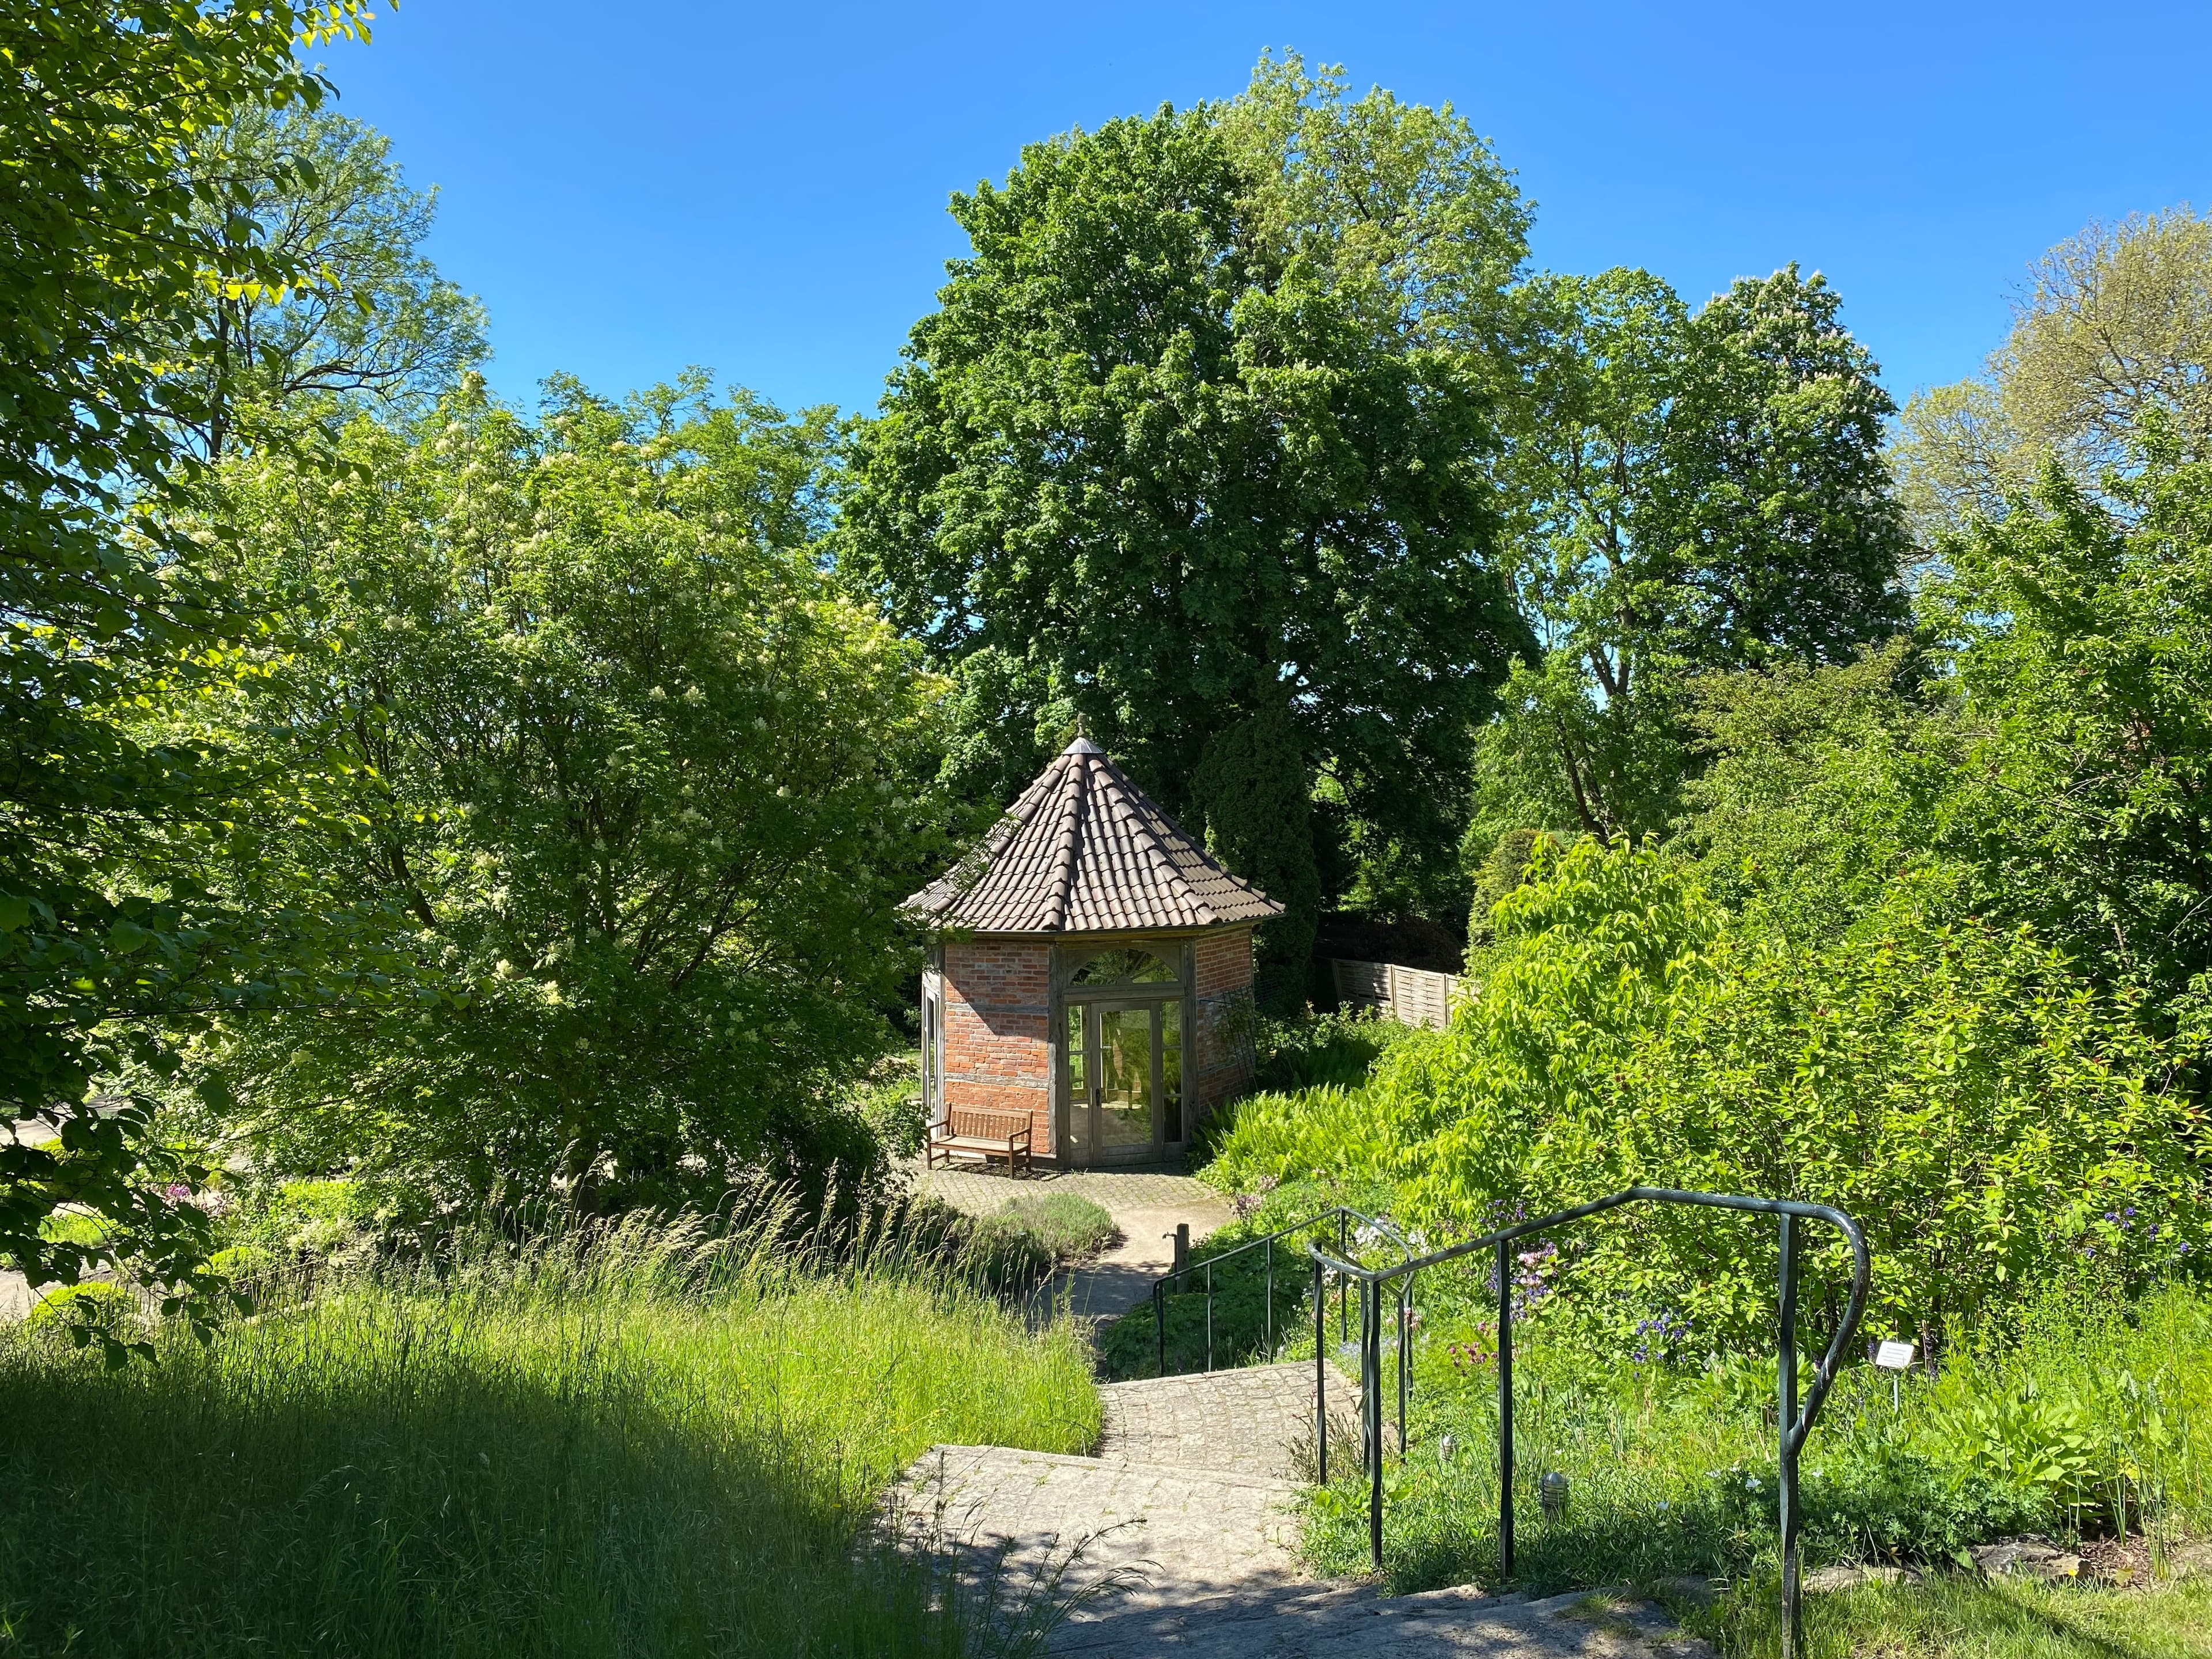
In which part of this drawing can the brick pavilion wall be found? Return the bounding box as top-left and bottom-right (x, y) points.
(1194, 926), (1257, 1120)
(940, 938), (1054, 1158)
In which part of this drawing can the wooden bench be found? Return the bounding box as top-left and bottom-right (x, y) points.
(926, 1105), (1033, 1176)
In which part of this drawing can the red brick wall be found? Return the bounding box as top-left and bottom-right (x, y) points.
(941, 938), (1054, 1157)
(1194, 927), (1257, 1118)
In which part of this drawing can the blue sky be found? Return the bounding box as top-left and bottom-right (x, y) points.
(323, 2), (2212, 421)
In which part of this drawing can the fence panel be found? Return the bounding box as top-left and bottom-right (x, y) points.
(1330, 958), (1462, 1029)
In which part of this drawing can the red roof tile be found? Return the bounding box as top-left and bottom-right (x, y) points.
(904, 737), (1283, 934)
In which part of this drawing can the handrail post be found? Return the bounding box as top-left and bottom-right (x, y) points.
(1496, 1235), (1514, 1582)
(1313, 1252), (1327, 1485)
(1779, 1213), (1801, 1659)
(1338, 1211), (1348, 1342)
(1266, 1236), (1274, 1361)
(1397, 1281), (1410, 1457)
(1206, 1259), (1214, 1373)
(1365, 1275), (1384, 1570)
(1154, 1280), (1166, 1378)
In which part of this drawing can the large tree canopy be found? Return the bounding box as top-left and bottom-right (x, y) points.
(840, 58), (1533, 938)
(171, 105), (488, 459)
(1471, 264), (1910, 849)
(184, 378), (953, 1209)
(1, 0), (374, 1332)
(1893, 208), (2212, 542)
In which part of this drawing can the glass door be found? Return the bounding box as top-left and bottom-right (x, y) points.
(1064, 998), (1182, 1165)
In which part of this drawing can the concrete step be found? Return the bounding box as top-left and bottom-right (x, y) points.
(1050, 1582), (1715, 1657)
(888, 1444), (1305, 1603)
(1096, 1360), (1361, 1479)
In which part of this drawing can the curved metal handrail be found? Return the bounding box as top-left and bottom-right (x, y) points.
(1308, 1185), (1869, 1659)
(1146, 1203), (1414, 1376)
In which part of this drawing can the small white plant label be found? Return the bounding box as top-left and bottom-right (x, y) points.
(1873, 1339), (1915, 1370)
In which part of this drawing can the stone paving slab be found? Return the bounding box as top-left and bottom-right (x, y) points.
(1098, 1362), (1361, 1480)
(1052, 1584), (1714, 1658)
(890, 1444), (1305, 1604)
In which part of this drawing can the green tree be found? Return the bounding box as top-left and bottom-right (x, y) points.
(173, 105), (488, 459)
(1190, 707), (1321, 1010)
(1, 0), (372, 1337)
(841, 56), (1531, 924)
(1894, 208), (2212, 541)
(1932, 442), (2212, 1046)
(190, 378), (953, 1209)
(1475, 266), (1910, 844)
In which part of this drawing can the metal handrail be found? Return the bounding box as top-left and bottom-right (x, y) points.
(1308, 1185), (1869, 1659)
(1147, 1203), (1412, 1376)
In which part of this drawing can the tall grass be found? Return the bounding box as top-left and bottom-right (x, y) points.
(0, 1206), (1101, 1657)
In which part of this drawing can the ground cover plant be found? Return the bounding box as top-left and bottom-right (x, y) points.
(1295, 1275), (2212, 1591)
(0, 1202), (1102, 1657)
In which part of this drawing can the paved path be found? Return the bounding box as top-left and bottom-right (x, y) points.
(1100, 1362), (1355, 1479)
(889, 1357), (1714, 1658)
(912, 1161), (1237, 1334)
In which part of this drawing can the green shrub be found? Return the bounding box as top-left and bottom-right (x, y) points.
(991, 1192), (1117, 1260)
(21, 1281), (138, 1343)
(1252, 1008), (1413, 1092)
(1199, 1084), (1401, 1196)
(1338, 836), (2209, 1348)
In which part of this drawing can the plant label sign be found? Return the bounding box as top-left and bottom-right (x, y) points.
(1872, 1339), (1915, 1370)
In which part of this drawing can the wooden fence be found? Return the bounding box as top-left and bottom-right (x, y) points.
(1330, 958), (1464, 1031)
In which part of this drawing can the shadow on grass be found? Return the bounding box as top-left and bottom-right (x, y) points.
(1708, 1573), (2212, 1659)
(0, 1307), (1066, 1659)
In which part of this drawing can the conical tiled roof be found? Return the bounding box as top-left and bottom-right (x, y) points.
(904, 737), (1285, 934)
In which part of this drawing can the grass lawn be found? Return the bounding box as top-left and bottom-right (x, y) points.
(1702, 1573), (2212, 1657)
(0, 1211), (1101, 1657)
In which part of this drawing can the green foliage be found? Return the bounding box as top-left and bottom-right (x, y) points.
(1713, 1575), (2212, 1659)
(1, 0), (379, 1322)
(1478, 266), (1910, 844)
(842, 54), (1532, 911)
(1674, 637), (1956, 948)
(1201, 1084), (1398, 1198)
(1193, 707), (1322, 1010)
(171, 104), (488, 458)
(21, 1281), (139, 1343)
(1893, 207), (2212, 541)
(1253, 1008), (1414, 1093)
(187, 377), (954, 1209)
(0, 1207), (1100, 1656)
(1296, 1279), (2212, 1598)
(1934, 448), (2212, 1040)
(1210, 839), (2207, 1349)
(987, 1192), (1119, 1262)
(1197, 1009), (1417, 1191)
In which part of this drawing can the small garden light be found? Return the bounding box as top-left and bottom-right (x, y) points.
(1540, 1470), (1569, 1524)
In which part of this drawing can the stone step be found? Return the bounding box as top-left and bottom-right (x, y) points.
(1097, 1360), (1361, 1479)
(888, 1444), (1306, 1603)
(1050, 1582), (1714, 1658)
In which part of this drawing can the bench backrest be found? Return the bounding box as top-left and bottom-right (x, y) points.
(944, 1105), (1031, 1142)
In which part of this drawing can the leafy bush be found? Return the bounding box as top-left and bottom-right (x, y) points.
(1307, 836), (2212, 1349)
(21, 1281), (138, 1343)
(1252, 1009), (1414, 1093)
(1200, 1085), (1400, 1198)
(988, 1192), (1117, 1260)
(188, 378), (955, 1215)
